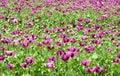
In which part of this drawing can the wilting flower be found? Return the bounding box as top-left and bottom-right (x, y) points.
(80, 59), (90, 66)
(6, 64), (15, 69)
(5, 50), (14, 56)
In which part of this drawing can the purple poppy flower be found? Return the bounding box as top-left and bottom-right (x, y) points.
(48, 56), (56, 61)
(11, 40), (19, 45)
(107, 48), (112, 52)
(20, 63), (27, 68)
(5, 50), (14, 56)
(42, 34), (50, 39)
(80, 59), (90, 66)
(96, 66), (103, 73)
(61, 54), (70, 61)
(46, 61), (55, 68)
(6, 64), (15, 69)
(81, 35), (87, 40)
(86, 67), (95, 73)
(118, 52), (120, 58)
(0, 55), (5, 61)
(58, 33), (66, 38)
(21, 41), (29, 47)
(70, 38), (77, 43)
(0, 46), (6, 51)
(114, 42), (120, 47)
(60, 21), (64, 25)
(66, 51), (73, 57)
(11, 18), (18, 23)
(92, 40), (101, 44)
(56, 41), (62, 46)
(3, 36), (11, 43)
(47, 46), (54, 50)
(85, 19), (90, 24)
(113, 58), (120, 63)
(79, 42), (86, 47)
(63, 37), (70, 43)
(57, 50), (65, 56)
(84, 44), (95, 53)
(110, 36), (115, 40)
(25, 57), (34, 64)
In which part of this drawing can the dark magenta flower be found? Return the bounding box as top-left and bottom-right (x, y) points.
(110, 36), (115, 40)
(42, 34), (50, 39)
(5, 50), (14, 56)
(84, 44), (95, 53)
(0, 46), (6, 51)
(25, 57), (34, 64)
(61, 54), (70, 61)
(47, 46), (54, 50)
(85, 19), (90, 24)
(70, 38), (77, 43)
(3, 36), (11, 43)
(56, 41), (62, 46)
(113, 58), (120, 63)
(58, 33), (66, 38)
(21, 41), (29, 47)
(96, 66), (104, 73)
(48, 56), (56, 61)
(107, 48), (112, 52)
(80, 59), (90, 66)
(6, 64), (15, 69)
(118, 52), (120, 58)
(57, 50), (65, 56)
(81, 35), (87, 40)
(92, 40), (101, 44)
(11, 40), (19, 45)
(86, 67), (95, 73)
(0, 55), (5, 61)
(46, 61), (55, 68)
(79, 41), (86, 47)
(63, 37), (70, 43)
(20, 63), (27, 68)
(114, 42), (120, 47)
(86, 65), (104, 73)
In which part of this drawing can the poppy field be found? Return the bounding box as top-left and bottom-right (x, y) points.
(0, 0), (120, 76)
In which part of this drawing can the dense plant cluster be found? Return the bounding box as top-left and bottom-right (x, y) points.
(0, 0), (120, 76)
